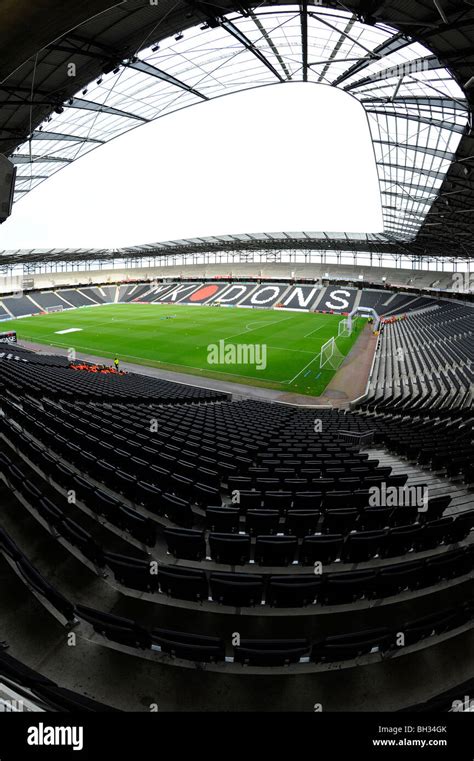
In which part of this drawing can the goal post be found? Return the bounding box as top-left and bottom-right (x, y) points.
(46, 305), (64, 314)
(338, 318), (352, 338)
(320, 337), (345, 370)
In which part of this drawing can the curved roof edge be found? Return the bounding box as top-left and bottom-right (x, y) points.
(0, 231), (471, 267)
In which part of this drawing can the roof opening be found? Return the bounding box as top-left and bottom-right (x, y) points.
(0, 82), (382, 248)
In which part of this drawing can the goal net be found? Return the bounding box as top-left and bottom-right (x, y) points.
(338, 318), (352, 338)
(46, 305), (64, 314)
(320, 337), (345, 370)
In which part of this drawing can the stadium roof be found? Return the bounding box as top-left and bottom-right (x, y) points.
(1, 1), (474, 259)
(0, 231), (465, 268)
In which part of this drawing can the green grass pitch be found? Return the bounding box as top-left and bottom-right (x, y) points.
(4, 304), (366, 397)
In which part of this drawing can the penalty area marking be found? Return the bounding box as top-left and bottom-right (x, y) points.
(304, 323), (325, 338)
(286, 352), (321, 385)
(221, 314), (297, 342)
(54, 328), (83, 335)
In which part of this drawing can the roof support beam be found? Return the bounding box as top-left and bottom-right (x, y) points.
(220, 19), (285, 82)
(15, 175), (48, 182)
(11, 155), (72, 164)
(310, 9), (381, 59)
(332, 32), (409, 86)
(381, 189), (435, 206)
(127, 60), (208, 100)
(363, 96), (468, 110)
(31, 131), (103, 144)
(378, 162), (446, 180)
(250, 12), (291, 80)
(380, 176), (446, 192)
(373, 140), (455, 160)
(345, 55), (442, 91)
(300, 1), (308, 82)
(68, 98), (148, 122)
(317, 15), (357, 84)
(366, 108), (466, 134)
(0, 90), (149, 123)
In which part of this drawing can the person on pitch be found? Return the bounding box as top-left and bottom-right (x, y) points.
(114, 356), (120, 371)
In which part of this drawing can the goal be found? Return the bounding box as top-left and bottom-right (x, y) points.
(339, 314), (360, 337)
(46, 305), (64, 314)
(320, 337), (345, 370)
(338, 318), (352, 338)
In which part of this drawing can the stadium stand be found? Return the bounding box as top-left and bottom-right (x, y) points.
(0, 292), (472, 713)
(2, 0), (474, 725)
(363, 303), (473, 413)
(0, 335), (471, 693)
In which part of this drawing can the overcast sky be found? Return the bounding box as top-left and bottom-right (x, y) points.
(0, 83), (383, 250)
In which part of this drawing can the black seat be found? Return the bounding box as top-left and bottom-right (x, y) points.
(234, 639), (310, 666)
(423, 495), (452, 521)
(58, 518), (105, 567)
(293, 491), (322, 510)
(425, 548), (473, 582)
(285, 510), (320, 537)
(116, 505), (156, 546)
(300, 534), (343, 565)
(115, 469), (136, 499)
(262, 491), (292, 513)
(267, 575), (322, 607)
(324, 491), (351, 511)
(105, 552), (159, 592)
(206, 507), (240, 533)
(152, 628), (225, 663)
(312, 628), (393, 662)
(446, 511), (474, 543)
(193, 482), (221, 507)
(238, 491), (262, 511)
(77, 606), (151, 650)
(352, 488), (371, 509)
(386, 473), (409, 488)
(136, 481), (162, 513)
(0, 527), (23, 560)
(158, 566), (208, 602)
(255, 535), (298, 566)
(322, 570), (376, 605)
(358, 507), (392, 531)
(382, 524), (422, 557)
(246, 510), (279, 536)
(164, 528), (206, 561)
(209, 533), (251, 565)
(375, 560), (427, 598)
(91, 489), (121, 521)
(36, 496), (63, 530)
(341, 530), (387, 563)
(170, 473), (194, 499)
(95, 459), (116, 484)
(322, 508), (359, 535)
(417, 517), (454, 550)
(210, 572), (263, 607)
(162, 493), (194, 528)
(402, 608), (469, 646)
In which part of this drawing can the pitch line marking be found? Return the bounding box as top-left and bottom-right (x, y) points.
(304, 323), (325, 338)
(220, 314), (297, 342)
(287, 352), (322, 385)
(24, 338), (287, 384)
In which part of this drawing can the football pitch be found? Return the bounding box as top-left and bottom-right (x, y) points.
(4, 304), (366, 397)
